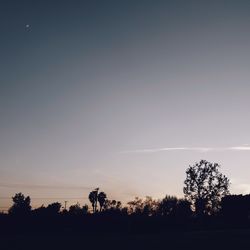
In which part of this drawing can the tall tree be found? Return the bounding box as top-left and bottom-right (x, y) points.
(183, 160), (230, 215)
(97, 192), (107, 211)
(88, 188), (99, 213)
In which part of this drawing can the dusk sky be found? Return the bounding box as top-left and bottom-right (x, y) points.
(1, 0), (250, 210)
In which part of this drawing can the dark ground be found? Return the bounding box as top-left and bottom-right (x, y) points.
(1, 228), (250, 250)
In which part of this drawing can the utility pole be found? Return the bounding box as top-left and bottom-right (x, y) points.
(64, 200), (68, 210)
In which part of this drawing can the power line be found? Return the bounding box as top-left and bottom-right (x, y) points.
(0, 183), (94, 190)
(0, 197), (88, 200)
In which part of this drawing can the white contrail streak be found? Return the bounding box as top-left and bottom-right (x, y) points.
(121, 145), (250, 154)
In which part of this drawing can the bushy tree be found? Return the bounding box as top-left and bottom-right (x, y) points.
(8, 193), (31, 216)
(127, 197), (144, 214)
(46, 202), (62, 215)
(69, 203), (82, 216)
(142, 196), (159, 216)
(127, 197), (159, 215)
(158, 195), (178, 216)
(175, 199), (192, 218)
(82, 204), (89, 214)
(183, 160), (230, 215)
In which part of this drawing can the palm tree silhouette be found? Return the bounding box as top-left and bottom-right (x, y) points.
(88, 188), (99, 213)
(97, 192), (107, 211)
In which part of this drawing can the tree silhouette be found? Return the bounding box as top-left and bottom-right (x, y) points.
(127, 197), (144, 214)
(97, 191), (107, 211)
(110, 199), (117, 208)
(68, 203), (89, 215)
(116, 201), (122, 210)
(82, 204), (89, 214)
(183, 160), (230, 215)
(158, 195), (178, 217)
(69, 203), (82, 216)
(142, 196), (158, 216)
(88, 188), (99, 213)
(176, 199), (192, 219)
(8, 192), (31, 216)
(46, 202), (62, 215)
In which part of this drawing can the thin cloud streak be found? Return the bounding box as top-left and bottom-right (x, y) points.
(121, 146), (250, 154)
(230, 146), (250, 151)
(0, 183), (93, 190)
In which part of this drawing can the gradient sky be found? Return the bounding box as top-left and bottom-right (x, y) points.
(1, 0), (250, 210)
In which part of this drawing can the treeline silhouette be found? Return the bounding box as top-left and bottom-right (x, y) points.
(1, 160), (250, 234)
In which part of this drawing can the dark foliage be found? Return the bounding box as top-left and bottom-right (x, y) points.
(8, 193), (31, 216)
(2, 160), (250, 250)
(183, 160), (230, 215)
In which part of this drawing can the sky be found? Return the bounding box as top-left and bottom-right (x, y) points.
(1, 0), (250, 210)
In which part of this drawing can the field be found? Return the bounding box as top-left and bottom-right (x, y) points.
(1, 228), (250, 250)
